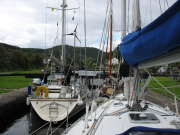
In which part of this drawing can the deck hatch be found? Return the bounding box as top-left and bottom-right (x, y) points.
(129, 113), (160, 123)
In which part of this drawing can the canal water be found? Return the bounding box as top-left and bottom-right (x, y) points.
(0, 105), (85, 135)
(0, 74), (104, 135)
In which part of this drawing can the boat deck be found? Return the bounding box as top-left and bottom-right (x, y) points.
(63, 94), (180, 135)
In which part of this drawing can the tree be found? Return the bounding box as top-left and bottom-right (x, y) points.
(31, 53), (43, 68)
(0, 46), (6, 59)
(22, 54), (29, 70)
(11, 50), (23, 64)
(112, 47), (121, 60)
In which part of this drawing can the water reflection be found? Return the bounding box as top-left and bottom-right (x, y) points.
(0, 105), (85, 135)
(0, 106), (31, 135)
(28, 107), (66, 135)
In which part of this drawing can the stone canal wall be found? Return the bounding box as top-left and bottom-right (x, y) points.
(0, 87), (28, 120)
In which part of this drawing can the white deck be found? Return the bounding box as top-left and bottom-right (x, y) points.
(63, 94), (180, 135)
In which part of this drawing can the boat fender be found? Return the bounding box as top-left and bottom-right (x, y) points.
(77, 95), (83, 105)
(26, 96), (30, 105)
(41, 79), (44, 85)
(28, 84), (31, 95)
(36, 86), (49, 97)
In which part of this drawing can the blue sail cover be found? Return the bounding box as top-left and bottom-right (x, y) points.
(119, 0), (180, 67)
(117, 126), (180, 135)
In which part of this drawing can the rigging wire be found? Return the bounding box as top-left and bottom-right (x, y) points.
(58, 20), (62, 61)
(104, 33), (109, 75)
(102, 10), (111, 78)
(112, 8), (119, 73)
(150, 0), (152, 22)
(84, 0), (87, 83)
(127, 0), (130, 34)
(98, 14), (110, 88)
(78, 0), (82, 84)
(159, 0), (163, 14)
(130, 69), (138, 106)
(90, 0), (110, 91)
(145, 69), (180, 101)
(44, 0), (49, 69)
(166, 0), (169, 8)
(143, 0), (149, 27)
(109, 0), (113, 76)
(171, 64), (178, 114)
(48, 2), (56, 52)
(97, 0), (111, 88)
(66, 0), (69, 55)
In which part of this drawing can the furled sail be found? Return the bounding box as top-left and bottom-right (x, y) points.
(119, 0), (180, 68)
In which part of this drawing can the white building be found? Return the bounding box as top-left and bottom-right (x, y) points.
(109, 58), (119, 65)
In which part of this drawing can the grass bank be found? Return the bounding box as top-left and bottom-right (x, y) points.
(13, 70), (41, 74)
(0, 70), (41, 93)
(0, 89), (13, 94)
(0, 76), (32, 89)
(150, 86), (180, 100)
(147, 76), (180, 100)
(1, 72), (180, 99)
(149, 76), (180, 87)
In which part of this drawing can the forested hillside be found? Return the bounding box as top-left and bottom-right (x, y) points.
(3, 42), (179, 73)
(0, 43), (44, 71)
(0, 43), (111, 72)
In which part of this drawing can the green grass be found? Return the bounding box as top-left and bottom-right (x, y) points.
(150, 86), (180, 100)
(1, 71), (180, 100)
(0, 76), (32, 89)
(0, 89), (13, 94)
(0, 70), (40, 89)
(13, 70), (41, 73)
(149, 77), (180, 87)
(146, 76), (180, 100)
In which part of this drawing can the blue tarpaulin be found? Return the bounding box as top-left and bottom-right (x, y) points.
(117, 126), (180, 135)
(119, 0), (180, 68)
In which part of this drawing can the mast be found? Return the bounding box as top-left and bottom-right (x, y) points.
(121, 0), (126, 63)
(109, 1), (113, 76)
(84, 0), (87, 84)
(133, 0), (141, 106)
(122, 0), (126, 38)
(74, 34), (76, 79)
(132, 0), (140, 31)
(61, 0), (67, 70)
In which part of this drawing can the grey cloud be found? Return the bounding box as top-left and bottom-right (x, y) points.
(27, 27), (38, 34)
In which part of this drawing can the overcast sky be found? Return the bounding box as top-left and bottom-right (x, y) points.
(0, 0), (177, 51)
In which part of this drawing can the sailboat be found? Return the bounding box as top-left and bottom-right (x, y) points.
(59, 0), (180, 134)
(27, 0), (89, 122)
(98, 2), (122, 97)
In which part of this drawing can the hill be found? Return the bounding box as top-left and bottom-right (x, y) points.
(0, 43), (107, 71)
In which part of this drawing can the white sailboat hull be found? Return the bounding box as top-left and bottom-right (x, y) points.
(63, 94), (180, 135)
(30, 88), (86, 122)
(30, 100), (78, 121)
